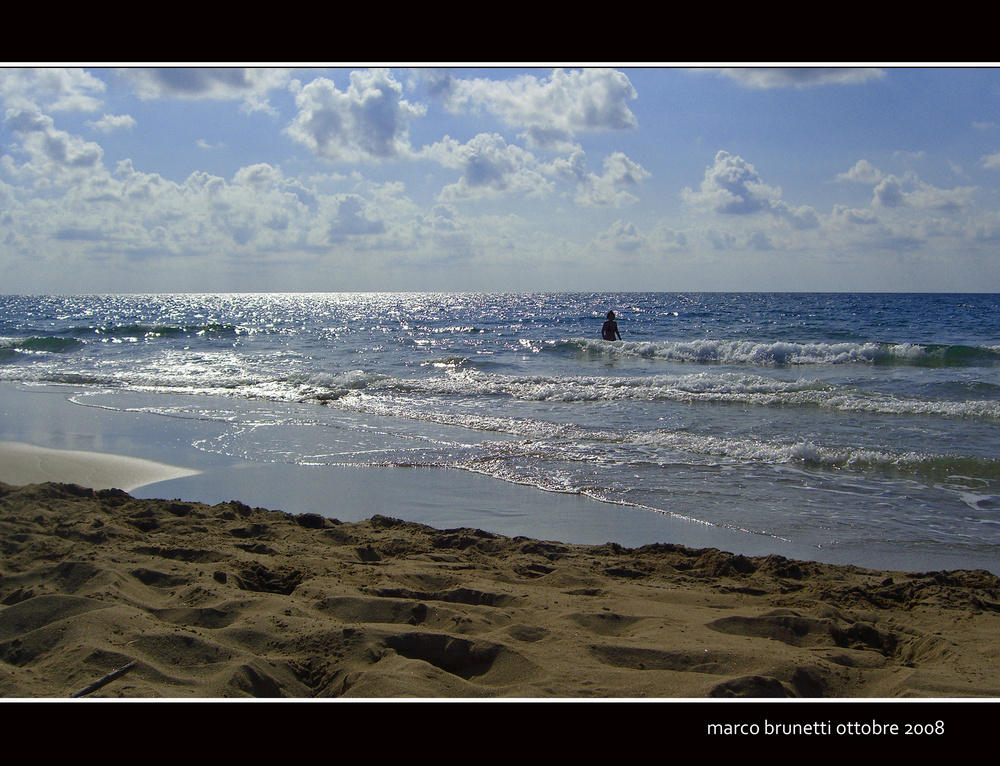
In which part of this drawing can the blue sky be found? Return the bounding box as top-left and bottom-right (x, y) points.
(2, 65), (1000, 293)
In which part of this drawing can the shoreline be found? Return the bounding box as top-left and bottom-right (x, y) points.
(0, 382), (833, 563)
(2, 381), (997, 574)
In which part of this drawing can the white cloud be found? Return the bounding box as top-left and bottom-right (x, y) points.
(120, 68), (290, 101)
(597, 219), (643, 252)
(87, 113), (137, 133)
(424, 203), (462, 231)
(429, 133), (554, 200)
(682, 151), (817, 228)
(700, 68), (885, 89)
(837, 159), (976, 215)
(573, 151), (651, 208)
(832, 205), (879, 226)
(683, 151), (781, 215)
(116, 68), (291, 118)
(233, 163), (284, 191)
(320, 194), (386, 242)
(837, 159), (883, 183)
(286, 70), (426, 162)
(2, 107), (104, 185)
(434, 68), (638, 149)
(873, 174), (975, 210)
(872, 175), (906, 207)
(650, 224), (688, 252)
(981, 151), (1000, 170)
(0, 68), (106, 112)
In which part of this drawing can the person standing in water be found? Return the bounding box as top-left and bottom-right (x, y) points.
(602, 310), (622, 341)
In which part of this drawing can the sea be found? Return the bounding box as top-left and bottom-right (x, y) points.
(1, 292), (998, 574)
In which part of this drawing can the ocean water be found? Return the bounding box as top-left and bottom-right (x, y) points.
(2, 292), (998, 573)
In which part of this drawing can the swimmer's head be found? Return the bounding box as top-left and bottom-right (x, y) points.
(606, 311), (615, 319)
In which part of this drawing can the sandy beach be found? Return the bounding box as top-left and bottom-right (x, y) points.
(1, 439), (999, 700)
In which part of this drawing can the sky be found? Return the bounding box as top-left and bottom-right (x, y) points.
(2, 65), (1000, 294)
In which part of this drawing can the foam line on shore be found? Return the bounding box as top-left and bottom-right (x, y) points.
(0, 441), (200, 492)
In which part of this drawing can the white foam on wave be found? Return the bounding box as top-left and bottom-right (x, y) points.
(44, 356), (999, 423)
(567, 337), (886, 365)
(564, 336), (1000, 369)
(316, 368), (1000, 420)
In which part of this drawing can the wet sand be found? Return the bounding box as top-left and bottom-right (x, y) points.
(0, 441), (200, 492)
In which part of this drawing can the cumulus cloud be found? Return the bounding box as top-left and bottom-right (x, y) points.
(2, 107), (104, 185)
(697, 225), (788, 253)
(651, 224), (688, 252)
(682, 150), (818, 228)
(981, 151), (1000, 170)
(0, 68), (106, 112)
(598, 220), (643, 252)
(836, 159), (976, 213)
(700, 68), (885, 89)
(832, 205), (879, 226)
(286, 70), (426, 162)
(426, 203), (462, 231)
(872, 175), (906, 207)
(431, 68), (638, 149)
(683, 151), (781, 215)
(872, 173), (975, 210)
(573, 151), (651, 207)
(428, 133), (554, 200)
(87, 113), (137, 133)
(324, 194), (386, 240)
(233, 163), (284, 191)
(117, 68), (291, 116)
(121, 68), (290, 100)
(837, 159), (883, 183)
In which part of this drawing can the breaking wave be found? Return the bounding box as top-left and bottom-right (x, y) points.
(557, 337), (1000, 368)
